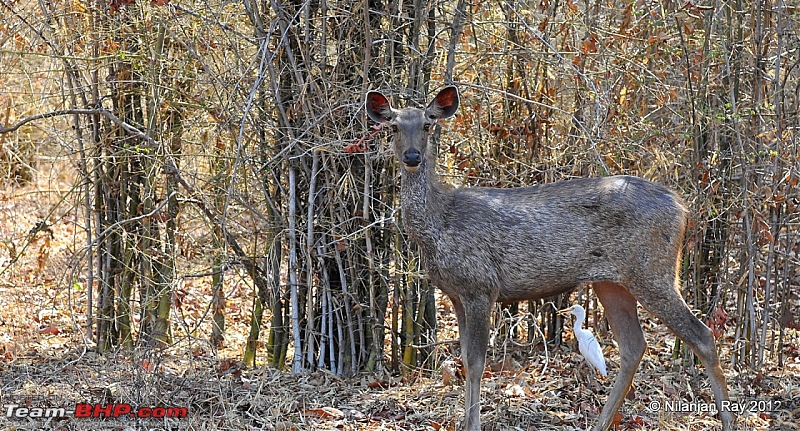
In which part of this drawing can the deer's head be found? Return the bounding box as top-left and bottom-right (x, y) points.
(365, 86), (459, 173)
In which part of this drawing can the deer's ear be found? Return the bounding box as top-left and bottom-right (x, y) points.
(365, 91), (394, 123)
(425, 86), (459, 120)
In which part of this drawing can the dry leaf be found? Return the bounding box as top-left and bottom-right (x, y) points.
(442, 361), (457, 386)
(302, 406), (344, 419)
(38, 325), (60, 336)
(707, 306), (728, 338)
(140, 360), (156, 372)
(612, 412), (623, 427)
(367, 380), (389, 389)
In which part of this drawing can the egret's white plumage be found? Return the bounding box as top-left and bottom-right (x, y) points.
(559, 304), (607, 376)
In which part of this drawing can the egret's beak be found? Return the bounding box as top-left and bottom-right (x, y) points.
(557, 306), (574, 316)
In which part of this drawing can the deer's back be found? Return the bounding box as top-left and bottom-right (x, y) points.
(420, 175), (687, 302)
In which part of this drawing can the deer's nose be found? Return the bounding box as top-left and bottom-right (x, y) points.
(402, 148), (422, 167)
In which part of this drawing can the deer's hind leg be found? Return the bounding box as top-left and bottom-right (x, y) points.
(633, 276), (733, 430)
(592, 281), (647, 431)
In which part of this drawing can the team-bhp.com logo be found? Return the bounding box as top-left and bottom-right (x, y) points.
(5, 403), (188, 419)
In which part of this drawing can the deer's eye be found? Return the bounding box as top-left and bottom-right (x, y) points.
(423, 123), (431, 132)
(391, 124), (399, 133)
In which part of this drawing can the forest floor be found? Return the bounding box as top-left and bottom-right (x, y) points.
(0, 167), (799, 431)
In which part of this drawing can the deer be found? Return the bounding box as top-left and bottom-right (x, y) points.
(364, 86), (734, 431)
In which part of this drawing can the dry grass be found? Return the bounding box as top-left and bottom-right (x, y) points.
(0, 329), (798, 430)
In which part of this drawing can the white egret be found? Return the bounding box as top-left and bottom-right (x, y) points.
(559, 304), (607, 377)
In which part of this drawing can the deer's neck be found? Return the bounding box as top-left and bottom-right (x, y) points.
(400, 160), (449, 250)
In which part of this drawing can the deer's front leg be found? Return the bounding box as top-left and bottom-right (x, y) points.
(453, 296), (491, 431)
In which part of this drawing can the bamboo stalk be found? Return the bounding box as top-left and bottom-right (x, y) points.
(288, 164), (303, 373)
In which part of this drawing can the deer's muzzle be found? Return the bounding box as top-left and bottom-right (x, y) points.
(402, 148), (422, 169)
